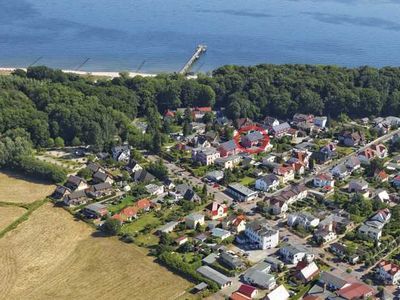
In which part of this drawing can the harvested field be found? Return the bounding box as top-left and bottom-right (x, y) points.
(0, 171), (54, 203)
(0, 206), (26, 230)
(0, 203), (191, 300)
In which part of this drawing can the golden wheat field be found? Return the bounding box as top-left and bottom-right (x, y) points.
(0, 206), (27, 231)
(0, 172), (54, 203)
(0, 203), (191, 300)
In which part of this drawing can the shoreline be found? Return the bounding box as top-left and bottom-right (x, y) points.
(0, 67), (157, 78)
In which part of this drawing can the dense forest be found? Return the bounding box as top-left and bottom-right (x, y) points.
(1, 64), (400, 181)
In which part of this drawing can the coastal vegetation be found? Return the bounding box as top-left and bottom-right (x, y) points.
(2, 64), (400, 181)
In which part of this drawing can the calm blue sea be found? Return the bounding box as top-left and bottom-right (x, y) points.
(1, 0), (400, 72)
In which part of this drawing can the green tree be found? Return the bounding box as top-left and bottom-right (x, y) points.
(101, 218), (121, 235)
(54, 137), (65, 148)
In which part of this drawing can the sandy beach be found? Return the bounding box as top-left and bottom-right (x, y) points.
(0, 67), (157, 78)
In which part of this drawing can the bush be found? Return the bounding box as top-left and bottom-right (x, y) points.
(18, 156), (67, 183)
(101, 218), (122, 235)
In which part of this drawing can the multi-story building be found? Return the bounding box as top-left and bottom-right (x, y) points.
(244, 219), (279, 250)
(191, 147), (220, 165)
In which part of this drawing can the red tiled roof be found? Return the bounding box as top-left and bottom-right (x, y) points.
(137, 198), (151, 210)
(164, 110), (175, 117)
(233, 215), (246, 226)
(111, 214), (125, 222)
(194, 106), (212, 112)
(230, 292), (251, 300)
(337, 282), (374, 300)
(121, 206), (139, 217)
(379, 260), (400, 275)
(303, 296), (321, 300)
(238, 284), (257, 298)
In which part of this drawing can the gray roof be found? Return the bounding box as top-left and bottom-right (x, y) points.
(158, 221), (179, 232)
(220, 140), (237, 151)
(67, 175), (85, 186)
(228, 183), (257, 197)
(202, 253), (218, 265)
(244, 269), (275, 288)
(258, 174), (279, 185)
(85, 203), (107, 213)
(197, 266), (232, 287)
(93, 171), (109, 182)
(244, 131), (264, 142)
(92, 182), (112, 192)
(247, 219), (278, 238)
(319, 271), (348, 289)
(281, 244), (310, 256)
(272, 122), (290, 132)
(219, 252), (243, 269)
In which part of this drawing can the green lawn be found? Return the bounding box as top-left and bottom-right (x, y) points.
(240, 176), (255, 186)
(107, 196), (135, 213)
(135, 233), (160, 247)
(121, 212), (162, 234)
(336, 146), (354, 156)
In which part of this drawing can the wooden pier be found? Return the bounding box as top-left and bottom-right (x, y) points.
(179, 44), (207, 75)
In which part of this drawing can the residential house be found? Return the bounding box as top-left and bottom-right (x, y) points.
(211, 228), (231, 240)
(119, 206), (139, 221)
(157, 221), (179, 234)
(376, 260), (400, 285)
(297, 261), (319, 283)
(65, 175), (88, 191)
(338, 130), (366, 147)
(337, 282), (374, 300)
(124, 159), (143, 174)
(192, 106), (212, 120)
(243, 262), (276, 290)
(226, 183), (258, 202)
(358, 147), (377, 164)
(219, 252), (244, 270)
(202, 253), (218, 266)
(265, 285), (290, 300)
(52, 185), (71, 200)
(266, 184), (308, 216)
(241, 131), (266, 148)
(175, 236), (188, 246)
(244, 219), (279, 250)
(205, 202), (228, 220)
(81, 203), (108, 219)
(273, 165), (295, 183)
(375, 170), (389, 183)
(185, 213), (205, 229)
(87, 162), (105, 174)
(206, 170), (224, 182)
(255, 174), (280, 192)
(318, 211), (353, 234)
(374, 189), (390, 203)
(136, 198), (151, 212)
(215, 155), (242, 169)
(280, 244), (314, 265)
(236, 117), (254, 128)
(237, 284), (258, 299)
(331, 164), (349, 180)
(371, 208), (391, 224)
(293, 113), (314, 125)
(111, 145), (130, 163)
(349, 179), (369, 197)
(197, 266), (232, 289)
(340, 157), (357, 176)
(313, 228), (337, 244)
(87, 182), (113, 199)
(371, 143), (388, 159)
(262, 116), (280, 128)
(93, 171), (114, 184)
(393, 175), (400, 189)
(192, 147), (220, 165)
(264, 257), (284, 272)
(314, 116), (327, 128)
(358, 221), (383, 241)
(175, 183), (201, 202)
(319, 271), (349, 291)
(63, 190), (88, 206)
(287, 212), (320, 229)
(270, 122), (291, 138)
(313, 173), (335, 188)
(133, 169), (155, 183)
(222, 215), (246, 233)
(145, 183), (164, 196)
(219, 140), (241, 157)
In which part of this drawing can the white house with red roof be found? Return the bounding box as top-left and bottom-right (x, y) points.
(313, 173), (335, 188)
(237, 284), (258, 299)
(273, 165), (295, 183)
(376, 260), (400, 285)
(205, 202), (228, 220)
(358, 147), (377, 164)
(371, 143), (388, 159)
(337, 282), (374, 300)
